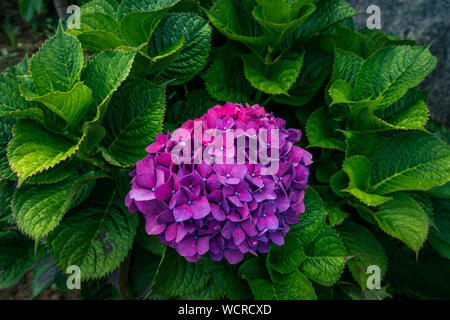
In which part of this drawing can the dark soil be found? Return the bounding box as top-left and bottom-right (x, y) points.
(0, 2), (52, 73)
(0, 21), (48, 73)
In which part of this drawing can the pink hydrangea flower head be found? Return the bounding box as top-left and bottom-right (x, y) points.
(125, 103), (312, 264)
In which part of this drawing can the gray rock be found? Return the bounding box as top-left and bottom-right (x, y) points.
(346, 0), (450, 124)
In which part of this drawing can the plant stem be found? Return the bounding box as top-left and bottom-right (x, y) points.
(265, 46), (275, 64)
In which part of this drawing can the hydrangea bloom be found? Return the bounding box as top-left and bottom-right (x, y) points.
(125, 103), (312, 264)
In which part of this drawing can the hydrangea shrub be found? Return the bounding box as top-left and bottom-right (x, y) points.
(0, 0), (449, 300)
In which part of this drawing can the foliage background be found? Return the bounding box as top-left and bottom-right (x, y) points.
(0, 0), (449, 300)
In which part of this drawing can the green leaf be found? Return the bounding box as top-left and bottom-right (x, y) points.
(75, 31), (124, 53)
(239, 257), (316, 300)
(14, 183), (71, 240)
(124, 36), (185, 79)
(79, 12), (119, 33)
(129, 248), (161, 299)
(354, 45), (437, 109)
(253, 0), (292, 24)
(119, 0), (180, 47)
(345, 131), (383, 158)
(24, 157), (81, 185)
(290, 187), (325, 245)
(306, 107), (345, 151)
(372, 193), (429, 251)
(82, 0), (118, 18)
(295, 0), (356, 39)
(117, 0), (179, 19)
(0, 230), (35, 289)
(149, 13), (212, 85)
(208, 0), (267, 47)
(25, 81), (93, 128)
(7, 120), (82, 186)
(385, 245), (450, 299)
(330, 49), (363, 88)
(275, 49), (332, 106)
(408, 192), (436, 231)
(0, 73), (44, 123)
(432, 123), (450, 144)
(13, 175), (98, 239)
(252, 0), (316, 48)
(245, 278), (276, 299)
(144, 34), (185, 75)
(70, 8), (121, 52)
(102, 80), (165, 167)
(65, 172), (103, 207)
(80, 123), (107, 155)
(47, 187), (138, 280)
(428, 182), (450, 200)
(301, 226), (346, 286)
(30, 21), (83, 95)
(151, 247), (211, 297)
(243, 52), (304, 94)
(82, 46), (143, 111)
(429, 199), (450, 259)
(347, 89), (430, 133)
(342, 156), (392, 206)
(203, 49), (253, 103)
(315, 158), (339, 184)
(180, 279), (224, 300)
(71, 3), (121, 52)
(332, 26), (365, 56)
(0, 180), (15, 228)
(348, 103), (428, 133)
(237, 259), (274, 299)
(329, 79), (382, 115)
(338, 221), (387, 290)
(274, 270), (317, 300)
(357, 29), (418, 59)
(209, 264), (253, 300)
(329, 79), (353, 103)
(267, 234), (306, 274)
(370, 88), (429, 130)
(329, 170), (349, 198)
(369, 131), (450, 195)
(239, 256), (268, 281)
(136, 236), (165, 258)
(32, 253), (58, 297)
(325, 204), (349, 227)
